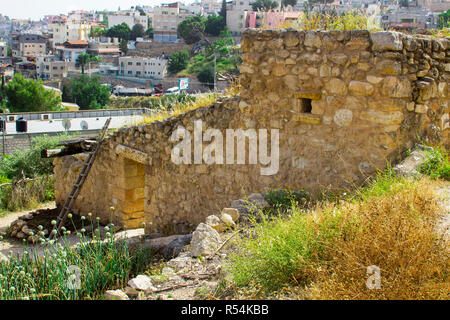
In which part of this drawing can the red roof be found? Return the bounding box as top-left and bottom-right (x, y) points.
(65, 41), (89, 45)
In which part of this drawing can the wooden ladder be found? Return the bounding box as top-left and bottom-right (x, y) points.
(49, 118), (112, 239)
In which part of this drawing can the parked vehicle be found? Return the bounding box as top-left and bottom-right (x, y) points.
(165, 87), (180, 95)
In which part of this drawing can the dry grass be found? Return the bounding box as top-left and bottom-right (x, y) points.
(307, 178), (449, 300)
(227, 174), (449, 300)
(281, 12), (382, 32)
(129, 93), (218, 127)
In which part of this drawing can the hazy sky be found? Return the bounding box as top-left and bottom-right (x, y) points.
(1, 1), (189, 20)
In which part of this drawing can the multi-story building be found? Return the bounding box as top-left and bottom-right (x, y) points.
(381, 7), (438, 29)
(153, 2), (196, 43)
(118, 56), (168, 79)
(0, 42), (7, 58)
(108, 12), (149, 29)
(226, 0), (253, 36)
(418, 0), (450, 12)
(36, 55), (74, 80)
(87, 38), (121, 56)
(48, 20), (91, 47)
(202, 0), (222, 15)
(11, 34), (47, 57)
(55, 40), (89, 62)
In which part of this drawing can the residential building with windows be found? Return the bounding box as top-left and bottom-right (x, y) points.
(119, 56), (167, 80)
(48, 20), (91, 47)
(201, 0), (222, 15)
(0, 42), (7, 58)
(36, 55), (74, 80)
(87, 38), (121, 56)
(11, 34), (47, 57)
(55, 40), (89, 62)
(153, 2), (196, 43)
(108, 12), (149, 29)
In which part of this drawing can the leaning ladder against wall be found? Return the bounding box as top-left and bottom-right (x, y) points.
(49, 117), (112, 239)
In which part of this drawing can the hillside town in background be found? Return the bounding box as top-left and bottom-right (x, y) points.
(0, 0), (449, 117)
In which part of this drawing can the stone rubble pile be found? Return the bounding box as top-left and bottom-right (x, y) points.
(105, 192), (269, 300)
(7, 209), (54, 243)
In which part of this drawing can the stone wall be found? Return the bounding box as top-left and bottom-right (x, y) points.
(54, 29), (449, 235)
(2, 131), (98, 155)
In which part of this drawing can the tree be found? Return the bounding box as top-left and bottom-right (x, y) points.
(76, 53), (101, 74)
(197, 65), (215, 89)
(119, 39), (128, 55)
(90, 26), (104, 37)
(131, 23), (145, 40)
(438, 9), (450, 29)
(177, 15), (206, 45)
(205, 15), (225, 36)
(145, 26), (154, 39)
(281, 0), (298, 10)
(168, 50), (190, 74)
(5, 73), (61, 112)
(62, 75), (110, 110)
(219, 0), (227, 25)
(105, 22), (131, 40)
(251, 0), (279, 11)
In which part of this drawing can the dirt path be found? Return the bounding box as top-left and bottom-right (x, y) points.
(0, 202), (55, 233)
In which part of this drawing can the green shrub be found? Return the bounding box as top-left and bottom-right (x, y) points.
(227, 205), (354, 292)
(0, 217), (151, 300)
(265, 188), (310, 211)
(0, 134), (69, 180)
(419, 147), (449, 181)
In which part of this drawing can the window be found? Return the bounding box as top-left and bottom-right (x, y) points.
(136, 62), (141, 66)
(299, 99), (312, 113)
(128, 62), (133, 65)
(136, 71), (141, 75)
(128, 71), (132, 74)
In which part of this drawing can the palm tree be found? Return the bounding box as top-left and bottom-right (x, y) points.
(77, 53), (101, 74)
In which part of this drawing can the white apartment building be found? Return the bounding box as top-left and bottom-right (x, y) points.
(119, 56), (167, 80)
(153, 2), (196, 43)
(108, 13), (149, 29)
(48, 20), (91, 47)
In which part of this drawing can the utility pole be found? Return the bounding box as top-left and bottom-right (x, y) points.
(213, 51), (217, 91)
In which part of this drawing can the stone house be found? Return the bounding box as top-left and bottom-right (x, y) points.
(54, 30), (449, 235)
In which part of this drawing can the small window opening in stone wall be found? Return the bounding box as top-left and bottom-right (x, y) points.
(300, 98), (312, 113)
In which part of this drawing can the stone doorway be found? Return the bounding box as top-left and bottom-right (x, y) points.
(118, 158), (146, 229)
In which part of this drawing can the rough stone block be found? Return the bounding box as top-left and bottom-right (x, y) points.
(295, 91), (321, 100)
(292, 113), (321, 125)
(348, 81), (374, 96)
(371, 32), (403, 51)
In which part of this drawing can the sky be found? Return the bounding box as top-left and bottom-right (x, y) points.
(0, 0), (191, 20)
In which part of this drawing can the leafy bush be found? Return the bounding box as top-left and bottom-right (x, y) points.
(4, 73), (62, 112)
(168, 50), (190, 75)
(62, 75), (110, 110)
(0, 134), (69, 180)
(265, 188), (310, 211)
(419, 147), (449, 181)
